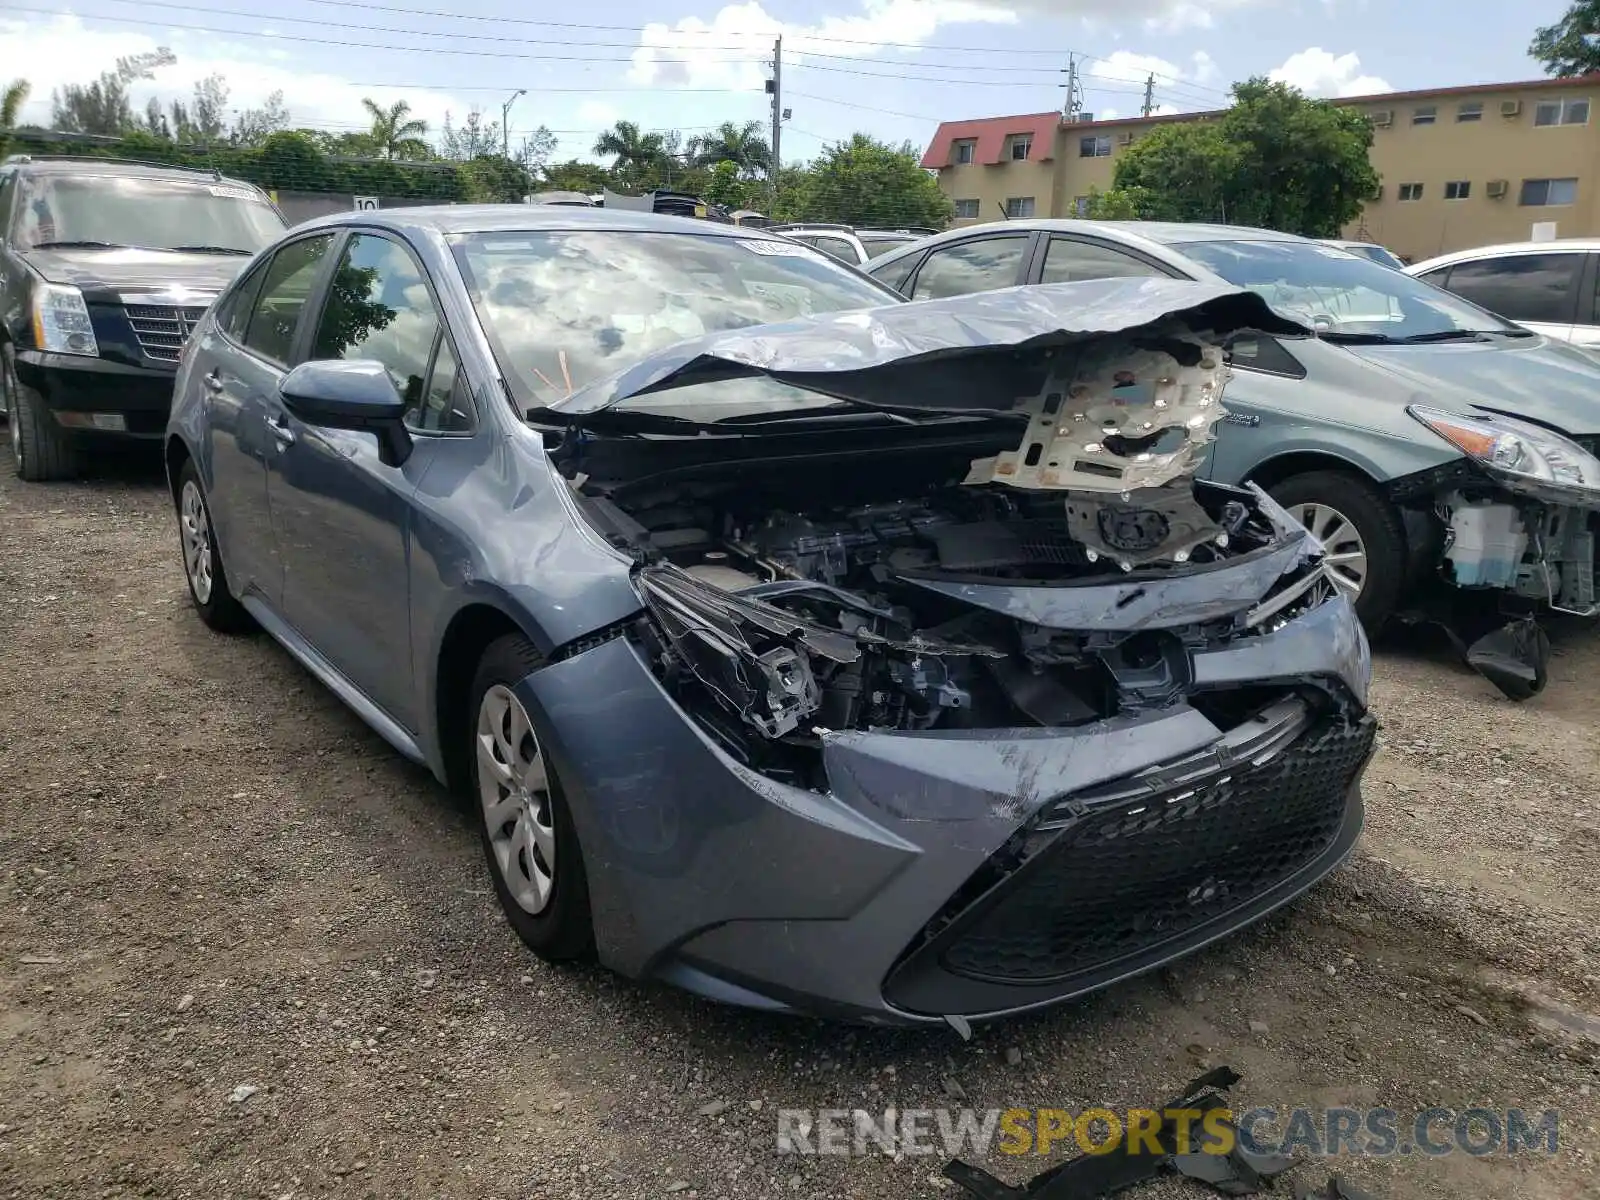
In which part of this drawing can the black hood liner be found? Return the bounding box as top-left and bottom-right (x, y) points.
(530, 278), (1309, 422)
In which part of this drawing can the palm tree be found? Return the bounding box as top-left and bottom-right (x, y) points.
(361, 98), (430, 160)
(592, 120), (667, 185)
(688, 120), (772, 178)
(0, 79), (29, 159)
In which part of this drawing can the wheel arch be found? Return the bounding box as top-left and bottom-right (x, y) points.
(432, 599), (543, 796)
(1244, 449), (1386, 493)
(164, 433), (193, 507)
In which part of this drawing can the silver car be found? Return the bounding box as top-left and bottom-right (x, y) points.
(867, 221), (1600, 698)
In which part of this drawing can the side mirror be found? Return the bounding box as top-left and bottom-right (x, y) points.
(279, 359), (412, 467)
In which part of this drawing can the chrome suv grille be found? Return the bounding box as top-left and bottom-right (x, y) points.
(125, 304), (211, 363)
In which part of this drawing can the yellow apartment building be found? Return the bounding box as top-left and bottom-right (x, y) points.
(920, 76), (1600, 262)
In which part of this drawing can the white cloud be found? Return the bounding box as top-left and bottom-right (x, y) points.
(1190, 50), (1219, 87)
(628, 0), (1018, 89)
(1090, 50), (1184, 88)
(962, 0), (1262, 34)
(575, 101), (621, 129)
(1269, 47), (1391, 98)
(0, 14), (476, 137)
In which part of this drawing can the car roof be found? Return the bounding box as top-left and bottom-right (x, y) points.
(3, 155), (259, 191)
(292, 203), (767, 239)
(1408, 238), (1600, 272)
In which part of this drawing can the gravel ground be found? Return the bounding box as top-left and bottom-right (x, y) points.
(2, 448), (1598, 1200)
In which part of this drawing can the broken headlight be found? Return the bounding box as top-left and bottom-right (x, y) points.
(1410, 405), (1600, 503)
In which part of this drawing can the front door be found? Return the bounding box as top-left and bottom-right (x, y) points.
(264, 230), (455, 732)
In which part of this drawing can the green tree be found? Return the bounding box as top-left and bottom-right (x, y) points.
(50, 49), (176, 135)
(592, 120), (667, 186)
(1, 79), (31, 159)
(1531, 2), (1600, 76)
(459, 154), (533, 203)
(540, 158), (614, 194)
(689, 120), (772, 178)
(361, 98), (431, 160)
(231, 91), (289, 148)
(1111, 79), (1379, 237)
(1083, 185), (1154, 220)
(703, 159), (757, 209)
(790, 134), (952, 229)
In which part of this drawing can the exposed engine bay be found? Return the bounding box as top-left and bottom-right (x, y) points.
(1438, 491), (1596, 615)
(563, 428), (1340, 784)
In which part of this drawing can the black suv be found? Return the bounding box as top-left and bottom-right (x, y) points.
(0, 155), (287, 480)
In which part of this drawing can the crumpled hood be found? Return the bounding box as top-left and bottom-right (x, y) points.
(1343, 336), (1600, 436)
(533, 277), (1309, 421)
(23, 247), (252, 301)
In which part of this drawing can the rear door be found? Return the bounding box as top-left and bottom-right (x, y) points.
(1030, 234), (1173, 285)
(1424, 251), (1586, 342)
(196, 233), (335, 601)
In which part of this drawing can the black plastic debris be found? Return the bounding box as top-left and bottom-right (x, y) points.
(1463, 617), (1550, 701)
(941, 1066), (1297, 1199)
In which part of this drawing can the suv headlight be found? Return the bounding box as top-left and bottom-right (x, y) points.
(1409, 405), (1600, 502)
(32, 283), (100, 357)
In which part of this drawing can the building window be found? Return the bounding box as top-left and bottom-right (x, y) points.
(1444, 180), (1471, 200)
(1534, 98), (1590, 126)
(1008, 135), (1032, 161)
(1457, 102), (1483, 122)
(953, 139), (976, 165)
(1073, 195), (1090, 217)
(1079, 135), (1111, 158)
(1520, 177), (1579, 206)
(1004, 196), (1036, 218)
(1412, 106), (1437, 125)
(952, 198), (980, 219)
(1398, 182), (1424, 201)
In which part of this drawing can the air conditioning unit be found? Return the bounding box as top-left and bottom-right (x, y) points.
(1487, 179), (1509, 199)
(1077, 112), (1095, 123)
(1371, 110), (1393, 127)
(1117, 132), (1134, 146)
(1371, 184), (1384, 201)
(1501, 100), (1522, 118)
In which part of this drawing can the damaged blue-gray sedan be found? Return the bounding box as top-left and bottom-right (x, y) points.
(165, 207), (1377, 1026)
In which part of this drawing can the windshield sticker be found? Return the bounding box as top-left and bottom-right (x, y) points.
(207, 185), (260, 202)
(740, 239), (820, 257)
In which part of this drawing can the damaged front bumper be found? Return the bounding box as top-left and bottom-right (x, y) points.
(518, 585), (1374, 1025)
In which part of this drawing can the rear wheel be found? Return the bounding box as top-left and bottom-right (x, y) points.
(175, 459), (253, 633)
(470, 634), (595, 962)
(1268, 470), (1406, 631)
(4, 348), (79, 482)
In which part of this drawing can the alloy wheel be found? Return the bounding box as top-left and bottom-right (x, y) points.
(1289, 501), (1369, 597)
(476, 684), (557, 915)
(179, 480), (214, 604)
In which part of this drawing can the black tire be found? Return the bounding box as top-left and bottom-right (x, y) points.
(5, 347), (79, 482)
(174, 459), (254, 633)
(1268, 470), (1407, 631)
(469, 634), (595, 962)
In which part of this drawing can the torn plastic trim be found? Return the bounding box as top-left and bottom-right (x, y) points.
(527, 278), (1310, 424)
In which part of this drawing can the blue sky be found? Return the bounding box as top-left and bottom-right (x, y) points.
(0, 0), (1573, 165)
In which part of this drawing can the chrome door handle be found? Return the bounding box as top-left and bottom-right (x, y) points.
(203, 369), (224, 393)
(266, 413), (296, 447)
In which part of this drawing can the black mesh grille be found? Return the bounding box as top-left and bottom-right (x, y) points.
(125, 304), (210, 363)
(937, 713), (1375, 985)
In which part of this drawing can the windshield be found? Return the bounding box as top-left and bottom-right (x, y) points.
(1181, 238), (1521, 341)
(452, 229), (903, 421)
(862, 237), (913, 259)
(1345, 243), (1405, 270)
(14, 174), (286, 254)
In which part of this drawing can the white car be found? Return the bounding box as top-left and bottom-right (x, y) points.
(1407, 239), (1600, 348)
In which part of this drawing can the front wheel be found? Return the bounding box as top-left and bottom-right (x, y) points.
(470, 634), (595, 962)
(5, 348), (79, 482)
(1268, 470), (1406, 631)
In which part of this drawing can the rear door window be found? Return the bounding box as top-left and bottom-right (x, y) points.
(1040, 237), (1167, 283)
(1438, 253), (1582, 325)
(910, 235), (1031, 300)
(811, 235), (859, 264)
(242, 235), (333, 366)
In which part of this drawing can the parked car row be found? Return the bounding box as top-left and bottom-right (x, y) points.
(0, 158), (1592, 1026)
(864, 219), (1600, 699)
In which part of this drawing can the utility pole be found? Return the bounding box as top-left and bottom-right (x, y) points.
(1141, 73), (1155, 118)
(1060, 54), (1082, 122)
(501, 88), (526, 158)
(766, 36), (783, 200)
